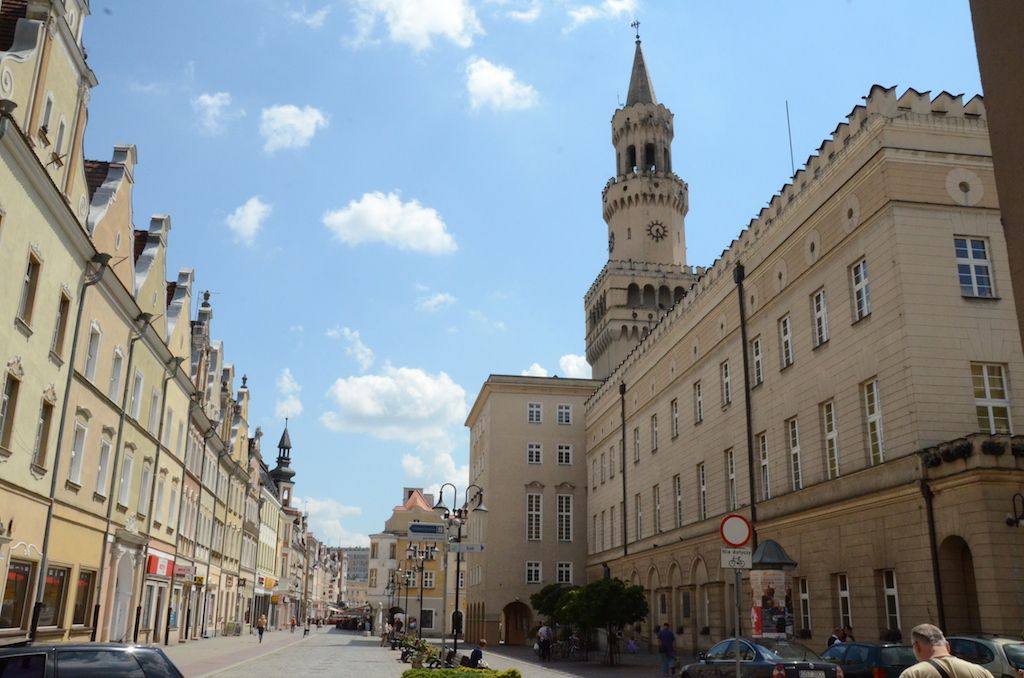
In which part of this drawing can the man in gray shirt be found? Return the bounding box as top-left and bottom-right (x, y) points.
(900, 624), (993, 678)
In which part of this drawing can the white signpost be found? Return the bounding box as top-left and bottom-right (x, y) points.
(721, 547), (752, 570)
(408, 523), (446, 542)
(447, 543), (485, 553)
(719, 513), (753, 678)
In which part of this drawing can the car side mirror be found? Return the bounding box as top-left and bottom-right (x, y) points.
(697, 651), (707, 661)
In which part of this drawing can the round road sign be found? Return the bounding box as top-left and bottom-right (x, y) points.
(719, 513), (752, 547)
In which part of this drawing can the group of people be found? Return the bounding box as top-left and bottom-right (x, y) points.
(827, 624), (857, 648)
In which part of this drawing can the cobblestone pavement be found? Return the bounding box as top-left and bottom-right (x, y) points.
(176, 626), (694, 678)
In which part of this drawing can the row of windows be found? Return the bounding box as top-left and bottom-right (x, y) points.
(0, 559), (96, 630)
(526, 493), (574, 542)
(793, 569), (902, 634)
(525, 560), (574, 585)
(529, 442), (573, 465)
(527, 402), (573, 425)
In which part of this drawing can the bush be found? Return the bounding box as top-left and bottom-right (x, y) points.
(401, 670), (522, 678)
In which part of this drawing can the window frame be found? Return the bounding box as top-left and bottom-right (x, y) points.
(16, 251), (42, 327)
(525, 561), (541, 584)
(670, 398), (680, 438)
(751, 336), (764, 386)
(882, 569), (901, 632)
(972, 363), (1012, 434)
(50, 291), (72, 358)
(652, 484), (661, 533)
(697, 462), (707, 521)
(954, 236), (994, 298)
(787, 417), (802, 491)
(837, 573), (852, 628)
(721, 360), (732, 406)
(32, 399), (55, 469)
(779, 315), (794, 368)
(851, 258), (872, 321)
(694, 381), (704, 423)
(83, 322), (101, 382)
(863, 379), (885, 464)
(556, 561), (573, 584)
(812, 288), (830, 347)
(650, 413), (658, 452)
(673, 473), (683, 528)
(798, 577), (811, 631)
(725, 448), (737, 511)
(758, 432), (770, 501)
(527, 402), (542, 424)
(527, 442), (542, 465)
(822, 400), (839, 479)
(557, 494), (573, 542)
(634, 492), (643, 539)
(557, 443), (572, 465)
(556, 403), (572, 425)
(68, 420), (88, 485)
(526, 492), (542, 541)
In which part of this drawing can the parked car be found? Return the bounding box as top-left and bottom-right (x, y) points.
(0, 643), (184, 677)
(680, 637), (844, 678)
(820, 642), (917, 678)
(948, 634), (1024, 678)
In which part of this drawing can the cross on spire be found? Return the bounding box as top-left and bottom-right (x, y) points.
(631, 20), (640, 42)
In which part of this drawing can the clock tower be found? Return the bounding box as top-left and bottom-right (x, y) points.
(585, 33), (696, 380)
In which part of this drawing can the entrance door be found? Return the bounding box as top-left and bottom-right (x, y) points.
(501, 601), (532, 645)
(110, 554), (135, 642)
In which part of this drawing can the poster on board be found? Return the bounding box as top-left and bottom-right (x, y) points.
(750, 569), (793, 638)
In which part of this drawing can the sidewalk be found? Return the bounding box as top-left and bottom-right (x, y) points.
(163, 625), (321, 678)
(487, 641), (696, 676)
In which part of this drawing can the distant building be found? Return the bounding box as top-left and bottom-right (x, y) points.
(342, 546), (369, 583)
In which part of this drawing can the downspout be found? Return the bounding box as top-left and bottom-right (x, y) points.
(734, 263), (759, 548)
(165, 394), (200, 646)
(919, 479), (945, 630)
(619, 382), (629, 556)
(90, 311), (150, 641)
(200, 429), (215, 638)
(29, 252), (110, 641)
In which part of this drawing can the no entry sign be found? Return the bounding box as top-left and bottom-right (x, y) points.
(719, 513), (752, 548)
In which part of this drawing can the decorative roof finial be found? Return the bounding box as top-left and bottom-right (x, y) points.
(241, 374), (248, 388)
(202, 290), (211, 306)
(631, 19), (640, 43)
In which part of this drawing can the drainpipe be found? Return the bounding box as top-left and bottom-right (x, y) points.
(29, 253), (111, 641)
(733, 263), (758, 548)
(919, 479), (945, 630)
(619, 382), (629, 556)
(90, 312), (150, 641)
(165, 394), (200, 645)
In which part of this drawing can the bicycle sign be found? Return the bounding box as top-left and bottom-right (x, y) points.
(720, 547), (752, 570)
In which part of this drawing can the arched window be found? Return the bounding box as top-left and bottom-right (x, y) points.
(627, 284), (641, 307)
(658, 286), (672, 310)
(627, 145), (637, 172)
(644, 143), (656, 171)
(642, 285), (656, 308)
(674, 287), (685, 303)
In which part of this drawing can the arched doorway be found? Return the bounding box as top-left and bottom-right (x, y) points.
(501, 601), (532, 646)
(690, 557), (710, 648)
(938, 535), (980, 633)
(109, 551), (135, 642)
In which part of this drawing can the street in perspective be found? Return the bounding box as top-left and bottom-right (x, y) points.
(0, 1), (1022, 678)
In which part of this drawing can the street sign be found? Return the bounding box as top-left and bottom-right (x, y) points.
(719, 513), (753, 548)
(408, 523), (446, 542)
(447, 543), (485, 553)
(721, 547), (753, 569)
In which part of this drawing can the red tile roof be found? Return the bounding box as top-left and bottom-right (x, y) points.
(0, 0), (28, 53)
(133, 229), (147, 263)
(83, 160), (110, 201)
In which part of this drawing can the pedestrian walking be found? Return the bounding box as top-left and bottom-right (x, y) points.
(537, 622), (553, 662)
(658, 622), (677, 676)
(256, 614), (267, 644)
(290, 616), (296, 633)
(899, 624), (994, 678)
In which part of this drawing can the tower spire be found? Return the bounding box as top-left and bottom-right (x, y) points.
(625, 23), (657, 106)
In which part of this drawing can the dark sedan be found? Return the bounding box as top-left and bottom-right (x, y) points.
(0, 643), (184, 677)
(821, 642), (917, 678)
(681, 638), (844, 678)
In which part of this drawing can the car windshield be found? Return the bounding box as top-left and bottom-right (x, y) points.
(756, 640), (824, 662)
(881, 646), (917, 666)
(1004, 643), (1024, 669)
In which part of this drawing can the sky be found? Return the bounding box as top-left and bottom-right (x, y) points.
(79, 0), (983, 547)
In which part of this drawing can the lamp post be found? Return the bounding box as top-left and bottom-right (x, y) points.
(432, 483), (487, 657)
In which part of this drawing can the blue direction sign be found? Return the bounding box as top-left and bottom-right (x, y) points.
(408, 523), (446, 541)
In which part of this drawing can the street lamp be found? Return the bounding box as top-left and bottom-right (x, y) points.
(406, 543), (437, 640)
(433, 483), (487, 657)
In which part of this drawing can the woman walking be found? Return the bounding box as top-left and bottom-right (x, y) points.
(257, 614), (267, 643)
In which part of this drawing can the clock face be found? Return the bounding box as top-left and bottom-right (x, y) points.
(608, 231), (615, 254)
(647, 220), (668, 241)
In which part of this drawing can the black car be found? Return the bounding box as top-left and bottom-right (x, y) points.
(820, 642), (917, 678)
(0, 643), (184, 677)
(681, 637), (844, 678)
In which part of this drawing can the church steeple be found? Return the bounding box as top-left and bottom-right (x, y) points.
(270, 419), (295, 484)
(625, 33), (656, 106)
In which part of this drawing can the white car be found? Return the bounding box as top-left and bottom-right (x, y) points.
(948, 635), (1024, 678)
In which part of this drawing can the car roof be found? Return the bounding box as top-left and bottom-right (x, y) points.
(949, 635), (1020, 643)
(0, 643), (161, 654)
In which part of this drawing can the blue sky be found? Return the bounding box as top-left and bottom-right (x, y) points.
(80, 0), (982, 546)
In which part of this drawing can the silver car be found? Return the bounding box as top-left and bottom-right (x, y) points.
(947, 635), (1024, 678)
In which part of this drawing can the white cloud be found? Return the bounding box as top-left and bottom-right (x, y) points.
(289, 325), (305, 334)
(566, 0), (637, 31)
(321, 363), (467, 442)
(192, 92), (243, 135)
(326, 326), (376, 371)
(466, 57), (539, 111)
(521, 362), (548, 377)
(559, 354), (591, 378)
(323, 191), (457, 255)
(225, 196), (271, 246)
(350, 0), (483, 51)
(417, 292), (456, 312)
(275, 368), (304, 419)
(468, 310), (506, 332)
(506, 2), (541, 22)
(407, 438), (470, 498)
(287, 5), (330, 28)
(260, 104), (328, 153)
(402, 453), (426, 477)
(292, 495), (368, 547)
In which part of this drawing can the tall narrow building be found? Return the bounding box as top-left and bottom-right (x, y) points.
(585, 35), (697, 379)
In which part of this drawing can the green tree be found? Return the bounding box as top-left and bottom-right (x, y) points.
(530, 583), (576, 624)
(561, 578), (648, 665)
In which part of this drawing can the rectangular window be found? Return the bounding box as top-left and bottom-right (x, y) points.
(138, 461), (152, 514)
(882, 569), (901, 632)
(423, 571), (435, 588)
(673, 474), (683, 528)
(526, 561), (541, 584)
(557, 494), (572, 542)
(72, 570), (95, 626)
(851, 258), (872, 321)
(526, 493), (542, 541)
(0, 375), (20, 449)
(84, 326), (101, 382)
(650, 414), (658, 451)
(812, 288), (830, 346)
(95, 439), (112, 496)
(955, 237), (993, 298)
(0, 560), (35, 629)
(557, 562), (572, 584)
(788, 417), (802, 490)
(671, 398), (679, 438)
(50, 292), (71, 357)
(600, 511), (605, 551)
(154, 476), (166, 524)
(557, 403), (572, 425)
(421, 608), (434, 629)
(108, 350), (124, 402)
(600, 451), (606, 483)
(527, 442), (542, 464)
(633, 427), (640, 463)
(148, 388), (160, 433)
(864, 379), (885, 464)
(693, 381), (703, 423)
(39, 566), (68, 627)
(527, 402), (542, 424)
(972, 363), (1012, 434)
(721, 360), (732, 406)
(634, 493), (642, 539)
(652, 485), (661, 533)
(822, 400), (839, 479)
(609, 504), (617, 547)
(68, 421), (87, 484)
(608, 445), (615, 478)
(798, 577), (811, 631)
(698, 462), (707, 520)
(751, 336), (764, 386)
(368, 569), (377, 588)
(17, 253), (41, 325)
(557, 444), (572, 465)
(758, 433), (770, 501)
(725, 448), (737, 510)
(837, 573), (852, 627)
(32, 400), (54, 468)
(779, 315), (794, 368)
(130, 371), (144, 419)
(591, 459), (597, 489)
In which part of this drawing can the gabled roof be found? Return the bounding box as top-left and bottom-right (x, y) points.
(0, 0), (28, 52)
(399, 488), (433, 512)
(625, 39), (657, 106)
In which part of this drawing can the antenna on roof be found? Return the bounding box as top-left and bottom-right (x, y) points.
(785, 100), (796, 178)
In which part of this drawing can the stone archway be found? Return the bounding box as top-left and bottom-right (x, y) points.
(938, 535), (981, 633)
(667, 562), (682, 632)
(690, 556), (710, 648)
(501, 601), (532, 646)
